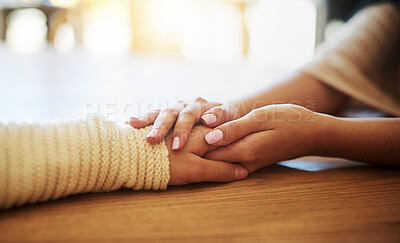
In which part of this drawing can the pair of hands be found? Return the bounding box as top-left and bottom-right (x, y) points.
(128, 98), (331, 185)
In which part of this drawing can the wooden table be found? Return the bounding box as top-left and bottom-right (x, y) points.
(1, 48), (399, 242)
(1, 158), (399, 242)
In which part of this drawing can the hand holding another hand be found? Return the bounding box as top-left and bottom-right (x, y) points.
(167, 126), (248, 185)
(204, 104), (331, 173)
(130, 98), (333, 179)
(128, 97), (241, 150)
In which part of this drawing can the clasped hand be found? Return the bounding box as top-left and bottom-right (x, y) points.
(203, 104), (328, 173)
(129, 98), (331, 183)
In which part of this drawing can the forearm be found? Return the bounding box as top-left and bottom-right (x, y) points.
(0, 115), (170, 209)
(232, 72), (348, 117)
(318, 116), (400, 167)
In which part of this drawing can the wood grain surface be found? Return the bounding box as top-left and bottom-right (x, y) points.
(0, 159), (399, 242)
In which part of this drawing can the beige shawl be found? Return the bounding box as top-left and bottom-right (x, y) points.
(301, 2), (400, 116)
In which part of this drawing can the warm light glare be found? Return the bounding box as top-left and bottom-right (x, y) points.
(247, 0), (316, 69)
(50, 0), (79, 8)
(83, 20), (132, 55)
(130, 0), (188, 54)
(82, 1), (132, 55)
(182, 2), (243, 63)
(54, 23), (76, 53)
(6, 8), (47, 54)
(3, 0), (318, 67)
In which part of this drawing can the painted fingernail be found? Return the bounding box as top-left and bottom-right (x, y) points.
(172, 137), (180, 150)
(235, 167), (248, 180)
(202, 114), (217, 125)
(205, 129), (223, 144)
(147, 129), (159, 139)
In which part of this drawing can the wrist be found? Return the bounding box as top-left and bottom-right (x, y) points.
(308, 113), (344, 157)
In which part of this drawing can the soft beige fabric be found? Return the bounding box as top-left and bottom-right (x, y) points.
(0, 114), (170, 209)
(301, 2), (400, 116)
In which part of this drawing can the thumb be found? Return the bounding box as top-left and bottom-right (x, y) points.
(204, 111), (265, 146)
(193, 158), (248, 183)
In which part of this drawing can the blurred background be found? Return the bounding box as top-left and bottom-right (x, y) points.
(0, 0), (348, 122)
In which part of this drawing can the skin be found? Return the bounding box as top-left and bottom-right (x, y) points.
(317, 117), (400, 167)
(204, 104), (324, 173)
(166, 126), (248, 185)
(204, 104), (400, 172)
(129, 72), (348, 149)
(130, 72), (400, 173)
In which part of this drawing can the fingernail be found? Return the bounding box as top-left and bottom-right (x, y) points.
(172, 137), (180, 150)
(147, 129), (159, 139)
(235, 167), (248, 180)
(202, 114), (217, 125)
(205, 129), (223, 144)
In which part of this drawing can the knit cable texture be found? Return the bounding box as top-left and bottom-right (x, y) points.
(0, 114), (170, 209)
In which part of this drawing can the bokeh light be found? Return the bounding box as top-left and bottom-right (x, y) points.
(247, 0), (316, 69)
(54, 23), (76, 53)
(49, 0), (79, 8)
(6, 8), (47, 54)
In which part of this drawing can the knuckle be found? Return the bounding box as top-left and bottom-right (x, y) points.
(248, 108), (267, 124)
(174, 121), (192, 136)
(248, 109), (257, 117)
(249, 108), (265, 116)
(177, 113), (196, 127)
(182, 108), (195, 118)
(156, 123), (171, 132)
(147, 109), (160, 116)
(163, 108), (180, 116)
(159, 108), (168, 114)
(194, 96), (207, 103)
(176, 113), (188, 123)
(211, 106), (225, 115)
(207, 106), (227, 121)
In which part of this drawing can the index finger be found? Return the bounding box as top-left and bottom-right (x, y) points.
(146, 101), (187, 143)
(171, 98), (219, 150)
(128, 110), (160, 128)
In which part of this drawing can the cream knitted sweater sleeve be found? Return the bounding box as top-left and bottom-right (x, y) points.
(0, 114), (170, 209)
